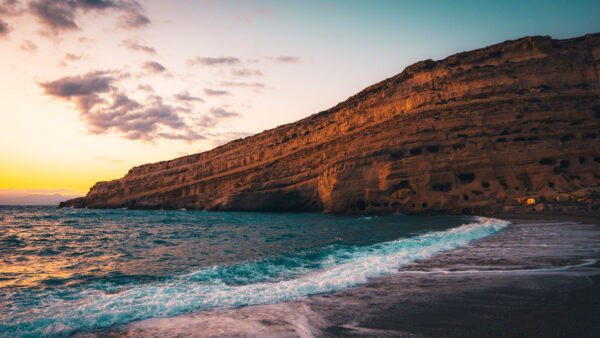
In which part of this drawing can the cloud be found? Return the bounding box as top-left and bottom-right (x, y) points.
(57, 52), (82, 66)
(188, 56), (240, 66)
(0, 0), (21, 15)
(266, 55), (300, 64)
(19, 39), (38, 51)
(194, 107), (240, 128)
(40, 70), (114, 109)
(156, 130), (205, 141)
(64, 52), (81, 61)
(0, 17), (10, 36)
(221, 81), (264, 90)
(142, 61), (166, 73)
(174, 91), (203, 102)
(203, 88), (230, 96)
(209, 131), (253, 147)
(28, 0), (150, 33)
(137, 84), (154, 92)
(39, 70), (216, 142)
(121, 39), (156, 54)
(209, 107), (239, 118)
(28, 0), (79, 31)
(40, 70), (113, 97)
(117, 7), (150, 29)
(231, 68), (263, 77)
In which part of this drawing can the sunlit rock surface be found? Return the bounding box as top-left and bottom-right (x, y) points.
(61, 34), (600, 214)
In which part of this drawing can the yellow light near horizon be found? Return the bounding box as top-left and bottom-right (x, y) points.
(0, 160), (125, 194)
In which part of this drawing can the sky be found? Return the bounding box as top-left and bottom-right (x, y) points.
(0, 0), (599, 204)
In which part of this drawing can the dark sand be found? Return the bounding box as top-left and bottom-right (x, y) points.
(80, 213), (600, 337)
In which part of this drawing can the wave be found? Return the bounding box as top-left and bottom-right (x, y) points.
(0, 217), (508, 337)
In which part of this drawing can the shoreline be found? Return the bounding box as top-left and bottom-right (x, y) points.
(79, 213), (600, 337)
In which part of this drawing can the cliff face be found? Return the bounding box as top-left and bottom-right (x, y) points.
(62, 34), (600, 214)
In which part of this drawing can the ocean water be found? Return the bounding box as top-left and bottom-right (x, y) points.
(0, 206), (509, 337)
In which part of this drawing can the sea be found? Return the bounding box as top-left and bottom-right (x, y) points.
(0, 205), (511, 337)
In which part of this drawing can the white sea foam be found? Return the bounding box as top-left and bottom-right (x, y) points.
(3, 217), (509, 337)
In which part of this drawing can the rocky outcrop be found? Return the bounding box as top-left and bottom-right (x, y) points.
(60, 34), (600, 214)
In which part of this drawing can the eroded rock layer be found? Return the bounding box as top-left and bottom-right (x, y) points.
(62, 34), (600, 214)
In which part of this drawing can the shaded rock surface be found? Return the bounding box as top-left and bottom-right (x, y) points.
(61, 34), (600, 214)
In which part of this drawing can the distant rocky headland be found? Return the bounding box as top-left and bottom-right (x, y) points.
(61, 33), (600, 214)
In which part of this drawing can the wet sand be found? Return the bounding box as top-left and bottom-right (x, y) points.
(80, 215), (600, 337)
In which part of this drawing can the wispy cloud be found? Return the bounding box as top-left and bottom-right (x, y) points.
(63, 52), (81, 61)
(174, 91), (204, 102)
(231, 68), (263, 77)
(209, 107), (239, 118)
(221, 81), (264, 90)
(187, 56), (240, 66)
(19, 39), (38, 51)
(142, 61), (166, 73)
(203, 88), (230, 96)
(195, 107), (240, 128)
(58, 52), (82, 66)
(0, 18), (10, 36)
(27, 0), (150, 34)
(39, 70), (206, 141)
(0, 0), (23, 37)
(121, 39), (156, 55)
(116, 6), (150, 29)
(39, 70), (241, 142)
(137, 84), (154, 92)
(209, 131), (253, 147)
(266, 55), (300, 64)
(0, 0), (22, 15)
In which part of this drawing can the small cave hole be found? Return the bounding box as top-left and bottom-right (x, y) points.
(481, 182), (490, 188)
(560, 134), (575, 142)
(426, 145), (440, 153)
(390, 151), (404, 160)
(458, 173), (475, 183)
(356, 200), (366, 211)
(422, 202), (428, 208)
(548, 182), (555, 188)
(579, 157), (586, 164)
(398, 180), (410, 189)
(539, 158), (555, 165)
(593, 105), (600, 118)
(432, 183), (452, 192)
(410, 147), (422, 156)
(463, 194), (469, 201)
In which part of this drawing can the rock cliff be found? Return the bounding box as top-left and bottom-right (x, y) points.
(61, 34), (600, 214)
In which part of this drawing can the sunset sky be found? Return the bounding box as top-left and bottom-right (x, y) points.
(1, 0), (599, 204)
